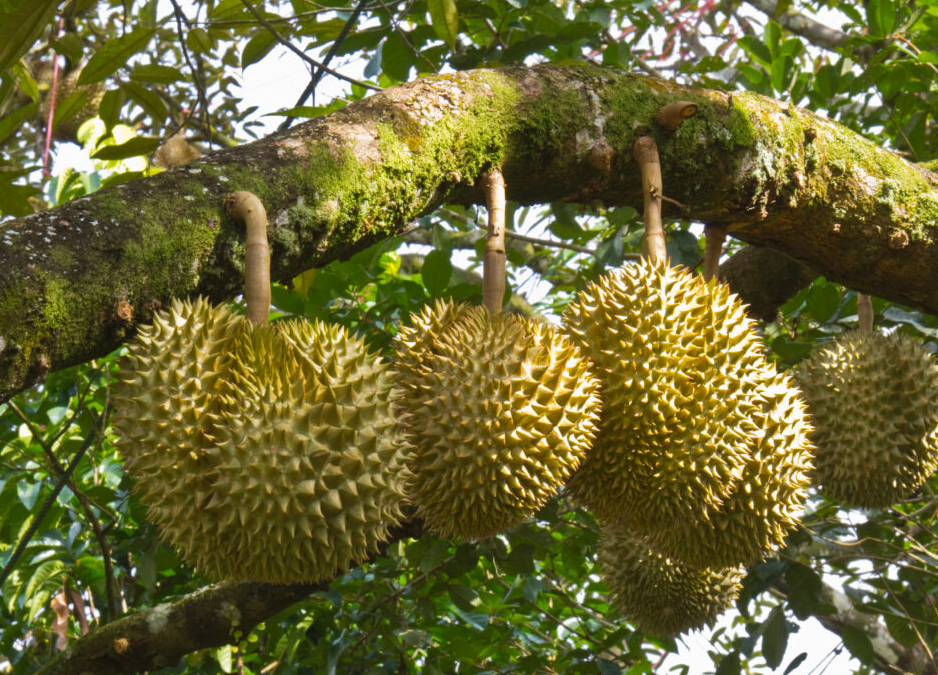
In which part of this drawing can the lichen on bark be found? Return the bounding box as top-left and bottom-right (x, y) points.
(3, 63), (938, 401)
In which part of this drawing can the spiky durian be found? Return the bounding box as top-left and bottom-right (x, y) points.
(795, 331), (938, 508)
(563, 259), (775, 532)
(643, 371), (814, 568)
(112, 297), (241, 517)
(112, 300), (410, 583)
(394, 302), (601, 540)
(599, 528), (743, 638)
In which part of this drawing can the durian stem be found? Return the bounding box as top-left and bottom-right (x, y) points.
(655, 101), (698, 131)
(224, 191), (271, 325)
(703, 224), (727, 282)
(633, 135), (666, 263)
(857, 292), (874, 332)
(481, 168), (506, 313)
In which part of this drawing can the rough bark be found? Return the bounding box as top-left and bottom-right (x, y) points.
(38, 519), (424, 675)
(4, 64), (938, 402)
(36, 581), (318, 675)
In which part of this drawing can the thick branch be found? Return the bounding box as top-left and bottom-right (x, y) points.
(5, 64), (938, 400)
(744, 0), (852, 50)
(39, 520), (424, 675)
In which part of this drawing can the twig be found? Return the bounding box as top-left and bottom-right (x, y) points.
(279, 0), (372, 130)
(168, 0), (209, 128)
(239, 0), (381, 92)
(376, 0), (438, 74)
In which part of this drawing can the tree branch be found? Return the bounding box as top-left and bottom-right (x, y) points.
(4, 64), (938, 401)
(743, 0), (852, 51)
(37, 520), (424, 675)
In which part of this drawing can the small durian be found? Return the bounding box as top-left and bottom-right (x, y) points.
(563, 258), (774, 532)
(643, 371), (814, 569)
(112, 302), (410, 583)
(394, 302), (601, 540)
(795, 331), (938, 508)
(599, 528), (744, 638)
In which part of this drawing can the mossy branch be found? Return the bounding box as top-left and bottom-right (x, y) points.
(4, 64), (938, 401)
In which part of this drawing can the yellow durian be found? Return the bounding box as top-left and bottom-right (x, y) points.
(394, 301), (600, 540)
(796, 331), (938, 508)
(112, 299), (410, 583)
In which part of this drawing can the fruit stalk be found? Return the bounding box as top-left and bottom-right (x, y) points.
(633, 136), (665, 262)
(481, 169), (506, 313)
(857, 293), (873, 332)
(224, 191), (271, 325)
(704, 224), (726, 282)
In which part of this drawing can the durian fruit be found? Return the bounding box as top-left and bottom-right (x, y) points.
(598, 528), (744, 638)
(112, 302), (410, 583)
(795, 331), (938, 508)
(642, 371), (814, 569)
(394, 301), (601, 540)
(111, 297), (242, 521)
(563, 258), (776, 533)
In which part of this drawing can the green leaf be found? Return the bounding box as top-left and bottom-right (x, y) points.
(24, 559), (66, 603)
(867, 0), (896, 37)
(215, 644), (233, 673)
(427, 0), (458, 48)
(883, 613), (918, 648)
(51, 33), (84, 63)
(0, 101), (38, 145)
(51, 88), (89, 128)
(98, 88), (125, 129)
(714, 652), (741, 675)
(761, 607), (788, 669)
(840, 624), (876, 664)
(783, 652), (808, 674)
(447, 584), (479, 613)
(241, 31), (276, 69)
(120, 80), (167, 123)
(130, 64), (182, 84)
(78, 28), (156, 85)
(381, 32), (413, 82)
(186, 27), (213, 53)
(0, 0), (58, 76)
(805, 283), (840, 323)
(422, 249), (452, 296)
(91, 136), (160, 160)
(764, 21), (781, 57)
(503, 543), (536, 574)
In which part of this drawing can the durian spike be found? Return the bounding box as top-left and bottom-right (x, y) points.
(632, 135), (665, 262)
(481, 168), (506, 313)
(857, 293), (874, 332)
(703, 224), (726, 283)
(224, 191), (270, 325)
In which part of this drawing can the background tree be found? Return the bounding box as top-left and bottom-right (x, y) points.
(1, 1), (937, 674)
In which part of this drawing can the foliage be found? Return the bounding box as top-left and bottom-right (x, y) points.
(2, 1), (938, 674)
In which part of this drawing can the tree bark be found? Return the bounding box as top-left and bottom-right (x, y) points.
(3, 63), (938, 401)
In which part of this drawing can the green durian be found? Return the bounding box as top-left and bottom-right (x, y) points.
(563, 258), (774, 532)
(599, 528), (743, 638)
(112, 299), (410, 583)
(795, 331), (938, 508)
(642, 371), (814, 568)
(394, 301), (601, 540)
